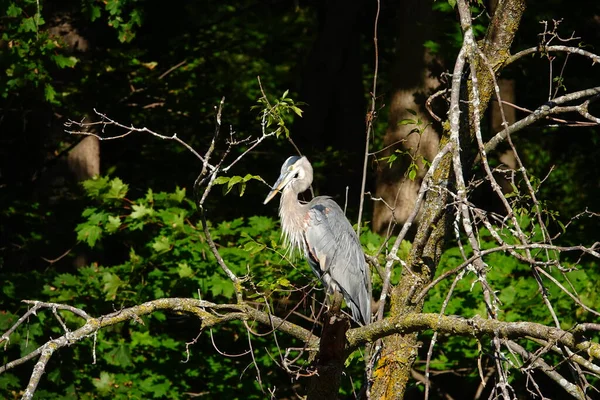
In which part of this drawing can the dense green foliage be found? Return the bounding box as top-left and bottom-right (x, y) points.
(2, 0), (600, 398)
(423, 226), (599, 395)
(2, 175), (597, 397)
(0, 178), (326, 398)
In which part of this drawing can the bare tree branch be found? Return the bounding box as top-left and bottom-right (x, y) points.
(484, 87), (600, 154)
(505, 45), (600, 67)
(1, 298), (318, 378)
(506, 341), (586, 400)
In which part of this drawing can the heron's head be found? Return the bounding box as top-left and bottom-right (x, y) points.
(264, 156), (313, 204)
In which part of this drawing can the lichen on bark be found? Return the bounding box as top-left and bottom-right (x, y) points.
(369, 1), (526, 398)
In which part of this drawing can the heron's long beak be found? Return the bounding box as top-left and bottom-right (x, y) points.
(264, 171), (294, 204)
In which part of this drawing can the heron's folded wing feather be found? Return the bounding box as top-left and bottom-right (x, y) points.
(304, 198), (371, 323)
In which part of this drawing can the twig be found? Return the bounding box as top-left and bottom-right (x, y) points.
(199, 210), (243, 303)
(425, 88), (448, 123)
(505, 45), (600, 67)
(65, 109), (210, 166)
(414, 242), (600, 304)
(484, 87), (600, 154)
(356, 0), (381, 235)
(158, 60), (187, 80)
(22, 342), (56, 400)
(506, 341), (585, 400)
(1, 301), (90, 346)
(424, 268), (466, 400)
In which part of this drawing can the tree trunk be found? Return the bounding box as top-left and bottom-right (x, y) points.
(307, 293), (350, 400)
(370, 1), (526, 397)
(67, 136), (100, 182)
(370, 142), (452, 398)
(372, 0), (442, 234)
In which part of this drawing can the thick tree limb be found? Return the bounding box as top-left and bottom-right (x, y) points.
(347, 313), (600, 360)
(0, 298), (317, 377)
(5, 299), (600, 397)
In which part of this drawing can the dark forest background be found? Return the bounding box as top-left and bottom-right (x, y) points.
(1, 0), (599, 398)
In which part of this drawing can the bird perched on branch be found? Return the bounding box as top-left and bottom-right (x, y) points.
(264, 156), (371, 325)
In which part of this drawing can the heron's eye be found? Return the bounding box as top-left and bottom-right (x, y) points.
(293, 172), (299, 179)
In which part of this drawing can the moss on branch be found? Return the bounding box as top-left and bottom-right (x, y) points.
(347, 313), (600, 359)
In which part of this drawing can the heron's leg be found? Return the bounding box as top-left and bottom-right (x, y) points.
(320, 278), (350, 321)
(328, 290), (344, 317)
(320, 274), (335, 309)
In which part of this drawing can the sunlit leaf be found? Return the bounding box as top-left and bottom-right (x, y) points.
(131, 204), (153, 219)
(106, 215), (121, 233)
(177, 262), (194, 278)
(77, 224), (102, 247)
(102, 272), (124, 300)
(152, 236), (172, 253)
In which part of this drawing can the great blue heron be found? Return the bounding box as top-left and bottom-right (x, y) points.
(264, 156), (371, 324)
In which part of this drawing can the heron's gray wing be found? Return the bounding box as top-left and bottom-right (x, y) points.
(304, 197), (371, 324)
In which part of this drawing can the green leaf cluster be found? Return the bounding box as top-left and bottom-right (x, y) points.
(252, 90), (305, 138)
(0, 0), (143, 104)
(213, 174), (264, 196)
(1, 176), (327, 398)
(421, 222), (600, 388)
(1, 0), (77, 104)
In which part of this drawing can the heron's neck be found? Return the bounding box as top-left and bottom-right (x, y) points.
(279, 187), (307, 255)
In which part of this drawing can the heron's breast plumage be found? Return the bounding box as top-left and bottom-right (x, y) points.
(278, 203), (308, 258)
